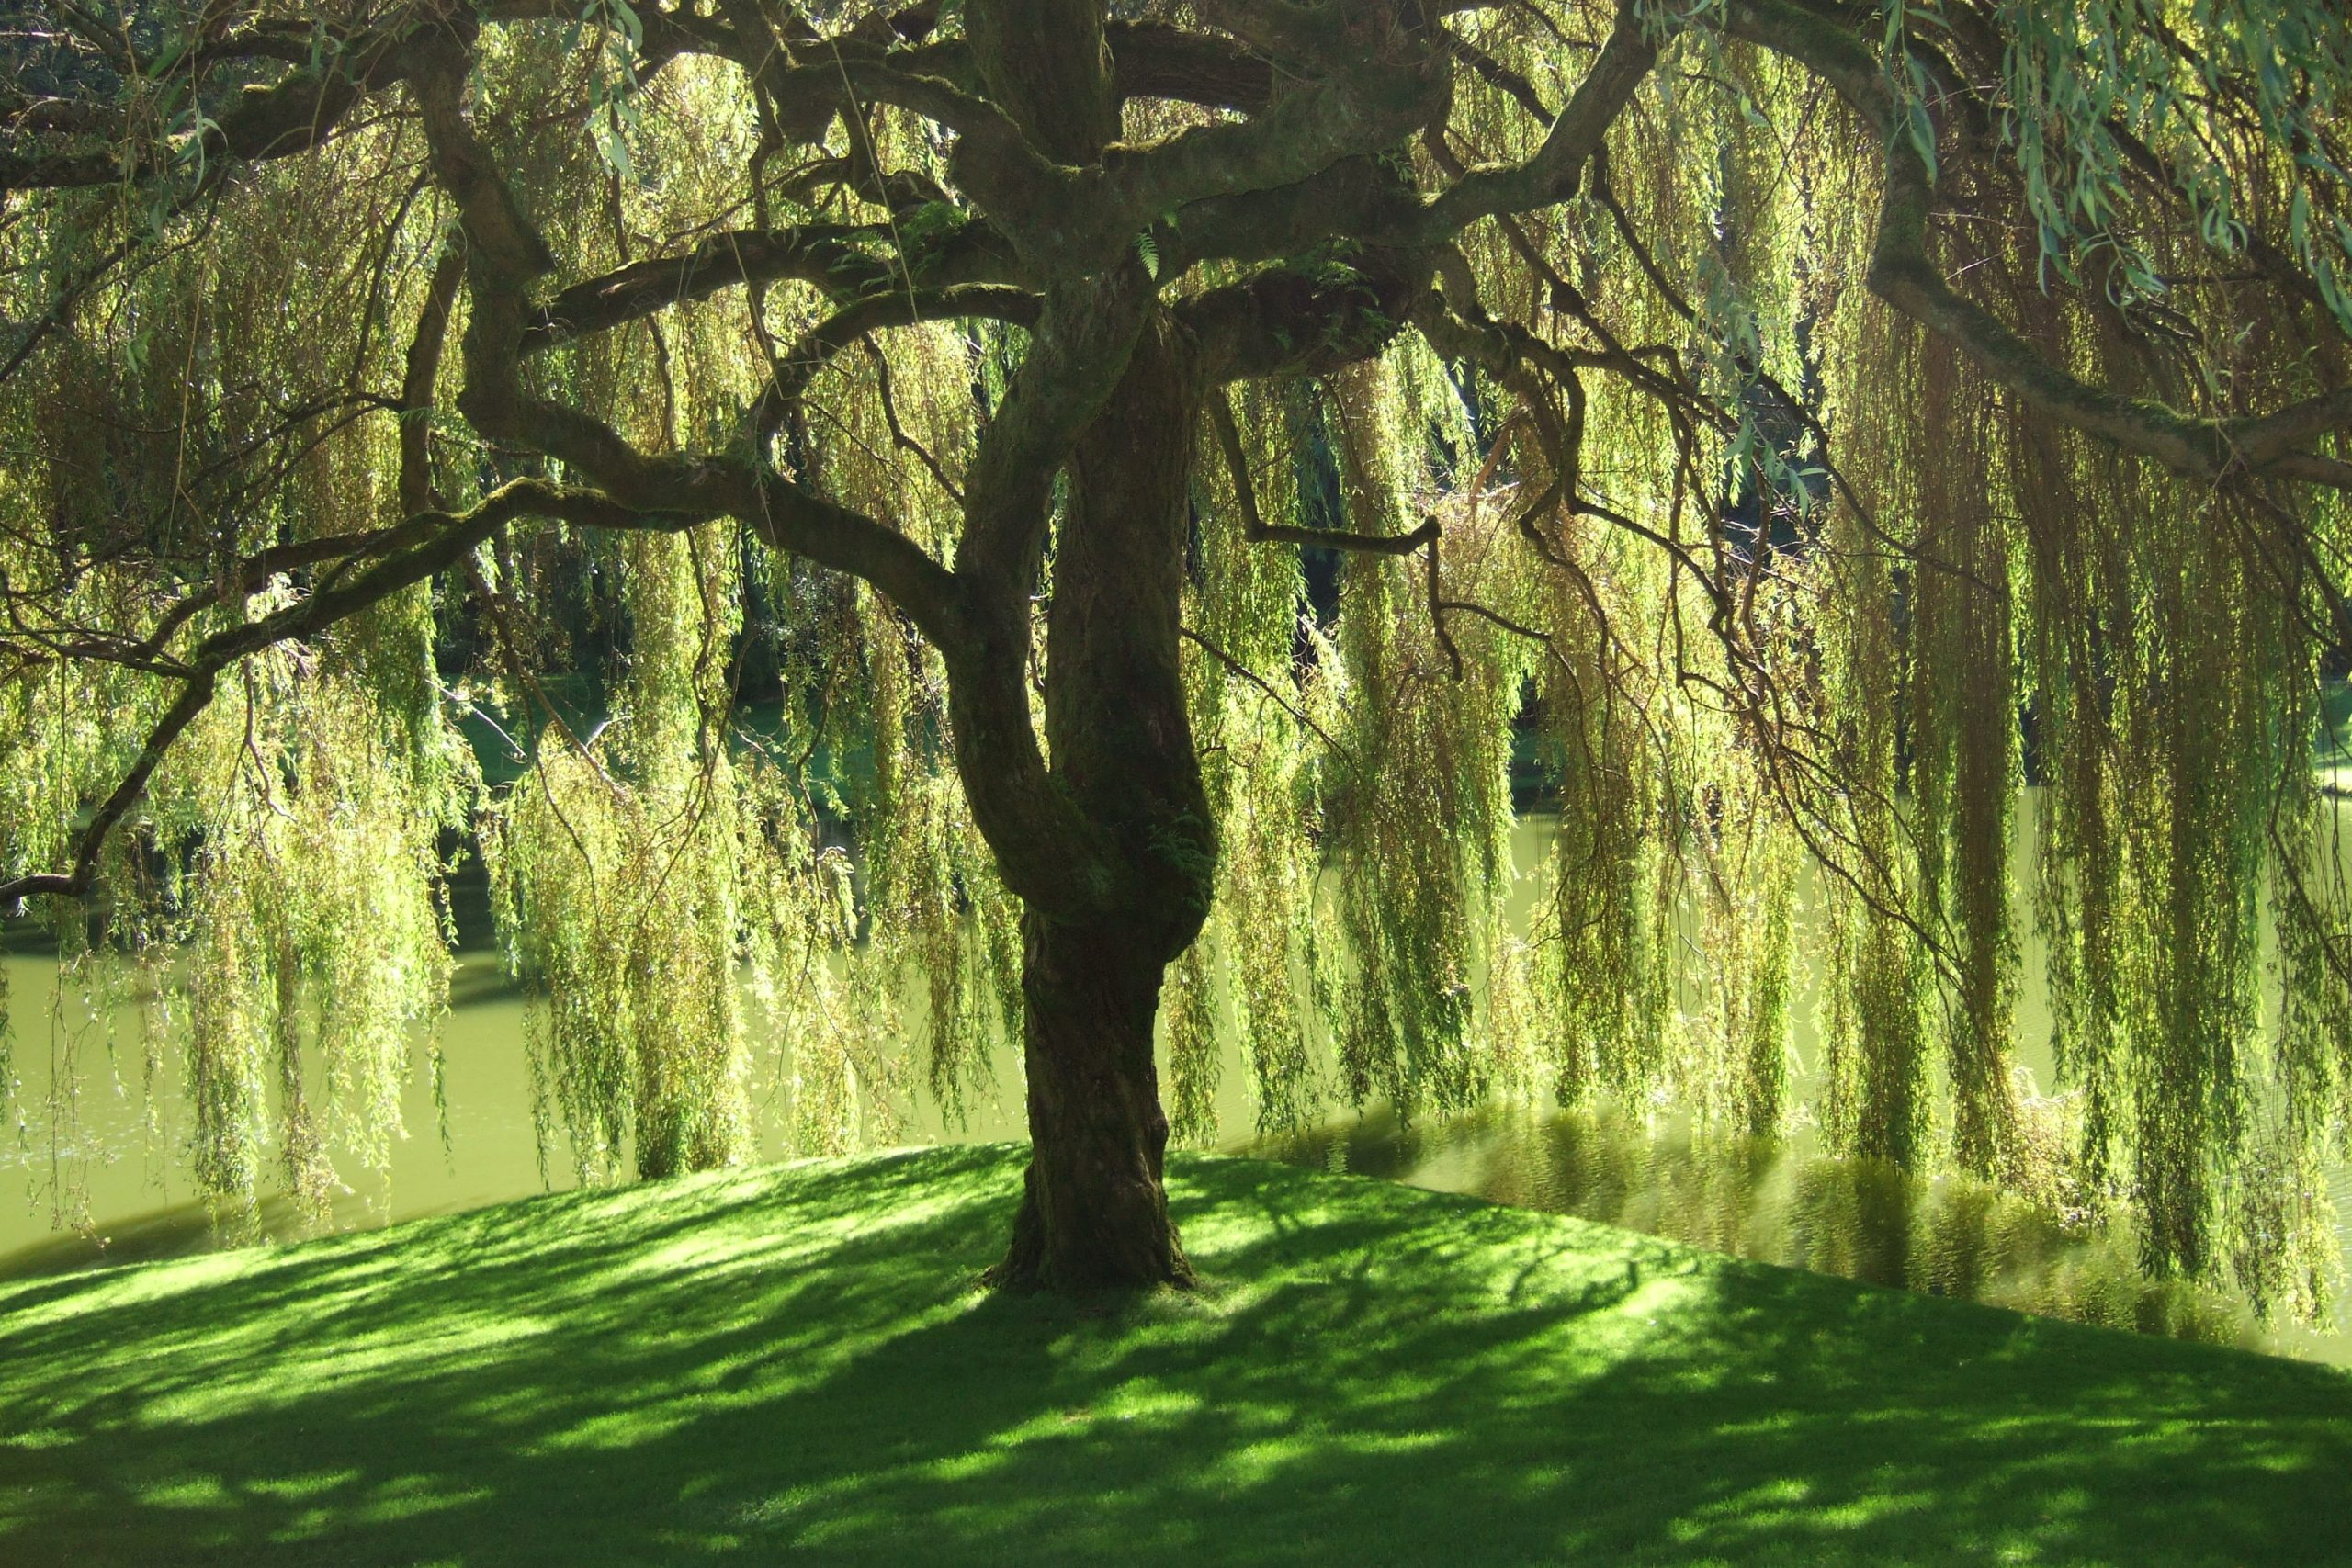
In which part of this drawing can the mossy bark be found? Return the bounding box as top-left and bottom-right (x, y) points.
(986, 312), (1213, 1290)
(994, 914), (1193, 1289)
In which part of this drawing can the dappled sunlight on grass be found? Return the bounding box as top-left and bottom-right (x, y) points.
(2, 1145), (2348, 1565)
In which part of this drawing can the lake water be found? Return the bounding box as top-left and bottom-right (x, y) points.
(3, 818), (2346, 1367)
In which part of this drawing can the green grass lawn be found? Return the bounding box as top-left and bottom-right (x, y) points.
(2, 1145), (2347, 1567)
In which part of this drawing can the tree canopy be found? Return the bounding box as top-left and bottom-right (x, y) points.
(1, 0), (2350, 1303)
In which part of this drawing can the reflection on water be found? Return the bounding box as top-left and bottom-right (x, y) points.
(1257, 1102), (2342, 1363)
(0, 943), (1042, 1281)
(0, 950), (546, 1278)
(0, 1190), (350, 1279)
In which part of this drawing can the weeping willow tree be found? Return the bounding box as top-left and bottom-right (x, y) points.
(3, 0), (2351, 1301)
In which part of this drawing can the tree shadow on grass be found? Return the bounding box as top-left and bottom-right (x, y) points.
(1, 1146), (2347, 1567)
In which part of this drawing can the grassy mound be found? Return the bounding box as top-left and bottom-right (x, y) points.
(2, 1145), (2346, 1566)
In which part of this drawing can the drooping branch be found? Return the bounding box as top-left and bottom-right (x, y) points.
(0, 478), (683, 907)
(400, 240), (468, 515)
(1163, 157), (1421, 273)
(1442, 26), (1559, 128)
(1182, 625), (1357, 763)
(1080, 56), (1449, 265)
(1723, 0), (2352, 491)
(0, 672), (216, 908)
(1209, 389), (1438, 556)
(1185, 250), (1430, 383)
(522, 227), (899, 354)
(747, 283), (1039, 442)
(408, 31), (972, 649)
(864, 340), (967, 502)
(0, 20), (411, 191)
(1400, 0), (1656, 240)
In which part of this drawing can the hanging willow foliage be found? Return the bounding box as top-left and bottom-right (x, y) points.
(2, 0), (2351, 1302)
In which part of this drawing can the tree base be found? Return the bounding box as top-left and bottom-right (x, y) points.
(984, 1153), (1197, 1292)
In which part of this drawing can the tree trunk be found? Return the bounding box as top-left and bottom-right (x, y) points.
(985, 311), (1214, 1290)
(993, 913), (1194, 1289)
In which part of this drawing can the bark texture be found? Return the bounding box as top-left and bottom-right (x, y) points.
(997, 913), (1193, 1289)
(989, 312), (1212, 1290)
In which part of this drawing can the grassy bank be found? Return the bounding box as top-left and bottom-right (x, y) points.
(1, 1145), (2347, 1566)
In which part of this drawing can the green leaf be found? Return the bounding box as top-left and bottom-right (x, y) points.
(1905, 100), (1939, 184)
(608, 0), (644, 51)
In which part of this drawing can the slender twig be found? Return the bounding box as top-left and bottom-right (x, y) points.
(1180, 625), (1355, 767)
